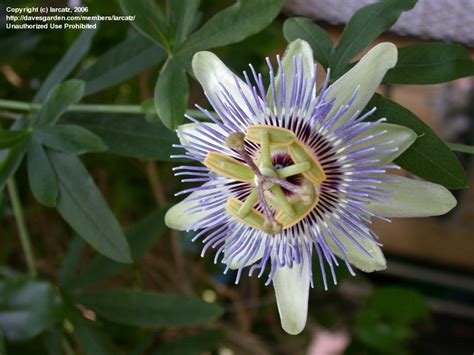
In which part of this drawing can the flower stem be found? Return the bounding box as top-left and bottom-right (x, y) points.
(0, 98), (208, 119)
(7, 179), (37, 277)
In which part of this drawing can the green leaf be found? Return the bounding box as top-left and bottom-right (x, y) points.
(119, 0), (170, 50)
(62, 113), (179, 161)
(74, 289), (224, 327)
(42, 326), (64, 355)
(154, 59), (189, 130)
(59, 237), (85, 288)
(35, 124), (107, 155)
(383, 42), (474, 84)
(74, 208), (167, 289)
(0, 278), (63, 341)
(178, 0), (284, 56)
(27, 141), (59, 207)
(73, 320), (116, 355)
(33, 27), (97, 103)
(355, 287), (427, 352)
(48, 151), (132, 263)
(34, 80), (85, 128)
(283, 17), (333, 69)
(153, 329), (225, 355)
(0, 140), (28, 193)
(368, 287), (428, 323)
(332, 0), (416, 77)
(169, 0), (201, 45)
(0, 332), (6, 355)
(367, 94), (468, 189)
(355, 309), (413, 352)
(168, 0), (201, 46)
(0, 32), (41, 63)
(0, 130), (30, 149)
(449, 143), (474, 154)
(77, 35), (166, 96)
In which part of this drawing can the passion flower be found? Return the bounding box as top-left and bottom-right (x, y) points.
(165, 40), (456, 334)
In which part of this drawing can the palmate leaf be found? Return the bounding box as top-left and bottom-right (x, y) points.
(34, 124), (107, 155)
(332, 0), (417, 77)
(0, 26), (93, 191)
(34, 80), (85, 128)
(176, 0), (284, 58)
(0, 79), (82, 192)
(73, 320), (116, 355)
(33, 27), (97, 103)
(0, 130), (30, 149)
(73, 208), (167, 289)
(48, 151), (132, 263)
(62, 113), (179, 161)
(154, 58), (189, 130)
(283, 17), (333, 69)
(77, 35), (166, 96)
(27, 141), (59, 207)
(0, 278), (63, 342)
(119, 0), (170, 50)
(168, 0), (201, 46)
(74, 288), (224, 328)
(367, 94), (467, 189)
(383, 42), (474, 84)
(58, 237), (85, 288)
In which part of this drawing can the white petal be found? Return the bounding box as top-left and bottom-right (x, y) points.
(192, 51), (257, 119)
(272, 251), (311, 335)
(271, 39), (315, 110)
(165, 181), (224, 231)
(351, 123), (416, 165)
(325, 43), (397, 127)
(366, 175), (457, 218)
(324, 226), (386, 272)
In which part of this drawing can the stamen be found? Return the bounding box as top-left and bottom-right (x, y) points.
(225, 132), (246, 151)
(277, 162), (311, 178)
(259, 130), (272, 168)
(269, 185), (296, 217)
(238, 189), (258, 218)
(204, 152), (254, 182)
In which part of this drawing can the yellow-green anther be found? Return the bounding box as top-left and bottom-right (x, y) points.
(270, 185), (296, 218)
(204, 152), (254, 182)
(238, 189), (258, 218)
(226, 198), (265, 230)
(277, 162), (311, 178)
(246, 125), (295, 145)
(259, 130), (272, 168)
(288, 141), (326, 183)
(226, 132), (245, 151)
(275, 191), (319, 229)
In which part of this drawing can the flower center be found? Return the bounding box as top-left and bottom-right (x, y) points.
(204, 125), (327, 235)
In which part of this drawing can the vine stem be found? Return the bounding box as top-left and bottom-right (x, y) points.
(0, 98), (207, 119)
(7, 179), (37, 277)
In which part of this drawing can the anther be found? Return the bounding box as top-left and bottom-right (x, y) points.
(226, 132), (246, 151)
